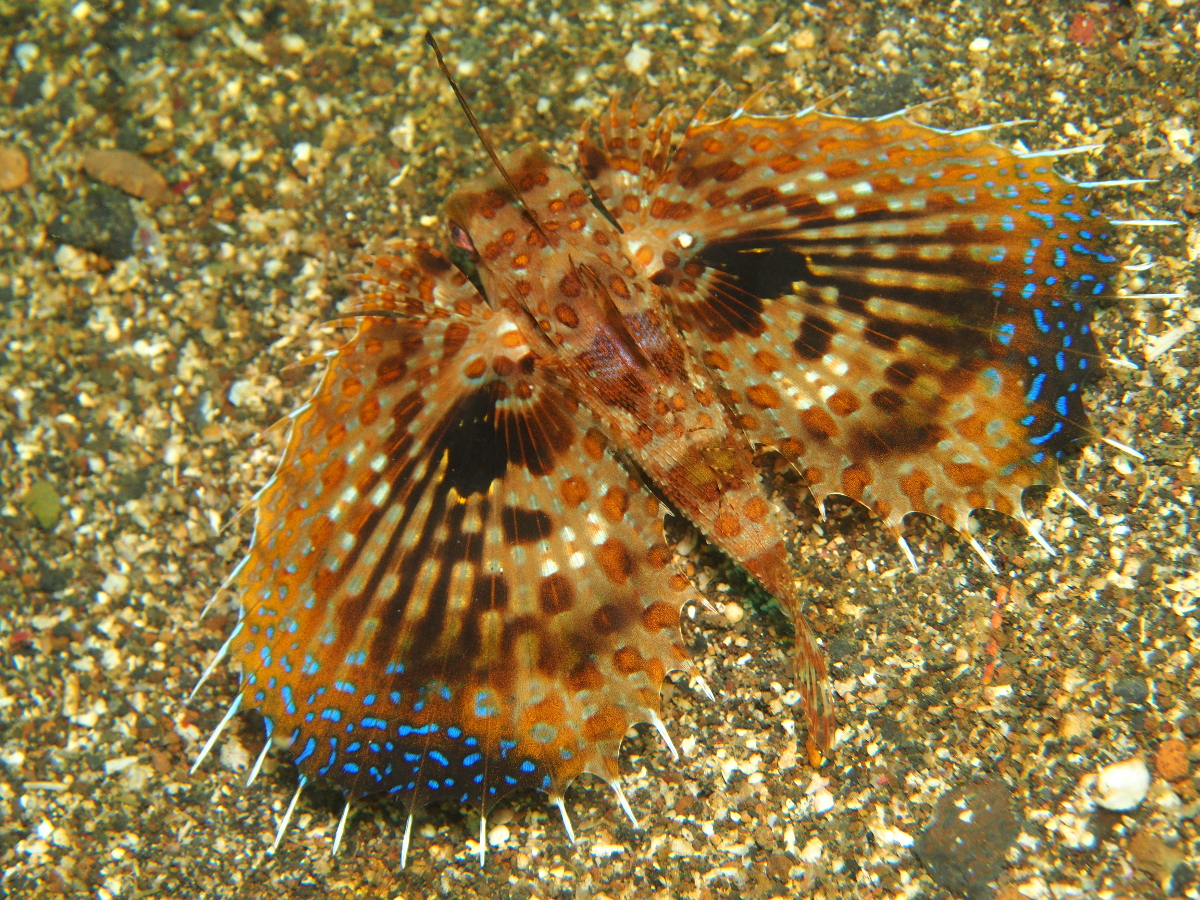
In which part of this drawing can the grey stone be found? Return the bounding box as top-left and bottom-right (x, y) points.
(914, 779), (1020, 900)
(1113, 677), (1150, 705)
(47, 183), (137, 260)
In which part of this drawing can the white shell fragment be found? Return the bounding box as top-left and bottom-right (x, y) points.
(624, 43), (652, 76)
(1094, 757), (1151, 811)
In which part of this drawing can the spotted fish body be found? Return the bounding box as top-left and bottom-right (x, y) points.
(219, 91), (1117, 834)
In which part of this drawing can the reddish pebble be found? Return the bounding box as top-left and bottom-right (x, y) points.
(1068, 13), (1099, 46)
(1155, 738), (1189, 782)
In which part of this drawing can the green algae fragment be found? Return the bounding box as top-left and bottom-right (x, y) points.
(22, 481), (61, 530)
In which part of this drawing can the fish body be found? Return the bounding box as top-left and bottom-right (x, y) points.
(215, 89), (1118, 835)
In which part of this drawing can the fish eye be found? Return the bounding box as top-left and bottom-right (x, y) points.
(449, 222), (478, 257)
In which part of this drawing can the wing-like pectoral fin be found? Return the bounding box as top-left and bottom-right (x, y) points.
(584, 99), (1114, 540)
(231, 242), (695, 816)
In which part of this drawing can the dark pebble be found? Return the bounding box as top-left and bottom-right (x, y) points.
(913, 778), (1020, 900)
(47, 184), (137, 260)
(12, 70), (44, 108)
(827, 632), (857, 663)
(1112, 677), (1150, 704)
(39, 569), (70, 595)
(50, 620), (77, 639)
(116, 472), (148, 502)
(878, 716), (904, 744)
(1092, 808), (1126, 844)
(1171, 863), (1195, 896)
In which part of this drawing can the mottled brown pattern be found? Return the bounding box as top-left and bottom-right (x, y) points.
(226, 82), (1120, 850)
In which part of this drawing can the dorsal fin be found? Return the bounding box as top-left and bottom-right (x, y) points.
(425, 32), (553, 245)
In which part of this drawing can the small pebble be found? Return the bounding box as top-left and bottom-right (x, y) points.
(1058, 710), (1093, 741)
(82, 149), (171, 203)
(101, 572), (130, 599)
(47, 184), (138, 259)
(1128, 830), (1185, 882)
(1095, 757), (1151, 811)
(1112, 676), (1150, 704)
(13, 41), (39, 71)
(22, 481), (61, 530)
(292, 141), (313, 175)
(799, 836), (823, 863)
(490, 807), (514, 826)
(669, 836), (695, 856)
(723, 601), (744, 624)
(968, 37), (991, 53)
(624, 43), (652, 77)
(487, 823), (510, 847)
(673, 524), (700, 556)
(1156, 738), (1190, 782)
(0, 145), (30, 192)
